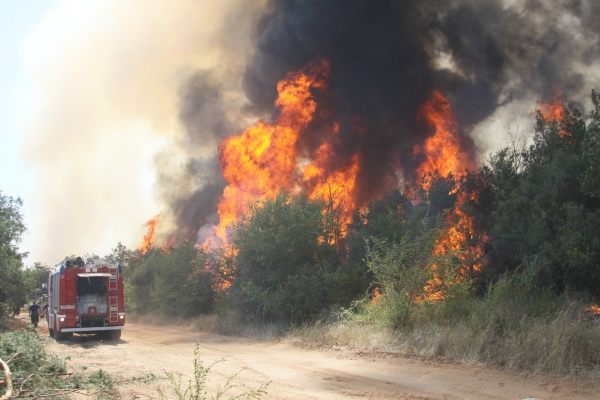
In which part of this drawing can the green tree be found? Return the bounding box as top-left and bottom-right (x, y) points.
(126, 244), (215, 317)
(152, 244), (215, 317)
(484, 92), (600, 295)
(232, 191), (358, 322)
(127, 249), (161, 314)
(581, 89), (600, 198)
(0, 192), (28, 319)
(23, 262), (51, 300)
(363, 214), (471, 327)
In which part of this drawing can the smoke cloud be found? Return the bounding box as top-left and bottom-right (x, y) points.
(20, 0), (600, 257)
(242, 0), (600, 180)
(20, 0), (266, 261)
(166, 0), (600, 243)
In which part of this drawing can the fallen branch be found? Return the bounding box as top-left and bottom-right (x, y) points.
(19, 374), (35, 395)
(0, 358), (13, 400)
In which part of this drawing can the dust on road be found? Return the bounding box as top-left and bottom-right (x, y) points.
(38, 322), (594, 399)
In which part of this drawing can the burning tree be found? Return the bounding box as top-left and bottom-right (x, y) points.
(129, 0), (600, 323)
(132, 57), (495, 322)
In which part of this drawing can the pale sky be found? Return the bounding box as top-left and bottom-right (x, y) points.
(0, 0), (169, 264)
(0, 0), (252, 265)
(0, 0), (55, 262)
(0, 0), (57, 193)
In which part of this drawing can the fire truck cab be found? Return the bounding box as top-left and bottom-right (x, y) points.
(48, 256), (125, 341)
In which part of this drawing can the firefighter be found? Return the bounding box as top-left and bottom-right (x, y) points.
(28, 300), (41, 328)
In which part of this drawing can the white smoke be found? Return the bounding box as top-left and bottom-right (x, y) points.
(18, 0), (266, 262)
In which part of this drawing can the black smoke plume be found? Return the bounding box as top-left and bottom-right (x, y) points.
(163, 0), (600, 242)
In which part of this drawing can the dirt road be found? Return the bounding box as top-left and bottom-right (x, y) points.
(39, 322), (594, 399)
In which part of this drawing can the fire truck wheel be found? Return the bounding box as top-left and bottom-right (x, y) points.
(53, 326), (72, 341)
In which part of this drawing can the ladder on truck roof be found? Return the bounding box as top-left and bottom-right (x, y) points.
(108, 266), (119, 324)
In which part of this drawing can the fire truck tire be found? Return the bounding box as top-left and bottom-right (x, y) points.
(56, 331), (73, 341)
(104, 330), (121, 340)
(53, 324), (72, 341)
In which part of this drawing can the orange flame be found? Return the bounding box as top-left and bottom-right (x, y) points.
(370, 287), (382, 305)
(585, 304), (600, 317)
(413, 92), (476, 189)
(216, 59), (362, 243)
(537, 94), (568, 137)
(217, 60), (329, 241)
(302, 123), (360, 224)
(201, 245), (237, 293)
(140, 216), (159, 254)
(419, 192), (488, 303)
(411, 93), (485, 302)
(537, 94), (565, 123)
(163, 234), (176, 254)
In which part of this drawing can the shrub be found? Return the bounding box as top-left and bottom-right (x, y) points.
(232, 191), (361, 322)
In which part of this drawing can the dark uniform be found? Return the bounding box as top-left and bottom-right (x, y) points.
(29, 303), (41, 327)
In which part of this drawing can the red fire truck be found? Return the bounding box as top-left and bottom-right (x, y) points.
(48, 256), (125, 340)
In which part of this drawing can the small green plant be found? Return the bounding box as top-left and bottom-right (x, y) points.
(157, 342), (268, 400)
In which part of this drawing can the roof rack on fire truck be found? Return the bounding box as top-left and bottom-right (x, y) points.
(53, 257), (121, 272)
(54, 256), (85, 269)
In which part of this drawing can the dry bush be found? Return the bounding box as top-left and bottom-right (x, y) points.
(290, 302), (600, 380)
(129, 312), (288, 340)
(189, 313), (288, 339)
(128, 313), (190, 327)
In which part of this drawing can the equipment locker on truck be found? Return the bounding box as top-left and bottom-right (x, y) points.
(48, 256), (125, 341)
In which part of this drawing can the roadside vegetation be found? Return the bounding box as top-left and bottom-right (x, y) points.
(0, 191), (53, 330)
(0, 329), (154, 398)
(115, 91), (600, 379)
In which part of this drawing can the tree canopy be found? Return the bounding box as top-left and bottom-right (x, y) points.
(0, 192), (28, 319)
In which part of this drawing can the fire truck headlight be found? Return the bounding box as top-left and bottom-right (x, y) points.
(119, 315), (124, 319)
(59, 317), (65, 322)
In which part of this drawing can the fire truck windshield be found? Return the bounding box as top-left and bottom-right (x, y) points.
(76, 276), (107, 296)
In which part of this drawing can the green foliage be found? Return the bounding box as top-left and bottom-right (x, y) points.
(157, 342), (268, 400)
(0, 192), (28, 320)
(152, 245), (215, 317)
(0, 330), (66, 384)
(580, 89), (600, 197)
(0, 194), (26, 250)
(354, 91), (600, 328)
(356, 213), (472, 328)
(483, 91), (600, 295)
(125, 243), (215, 317)
(0, 330), (155, 398)
(477, 259), (559, 328)
(22, 262), (51, 301)
(232, 191), (361, 322)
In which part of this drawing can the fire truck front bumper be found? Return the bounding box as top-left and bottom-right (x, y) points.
(60, 326), (124, 333)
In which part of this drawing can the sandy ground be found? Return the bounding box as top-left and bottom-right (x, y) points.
(29, 318), (595, 400)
